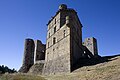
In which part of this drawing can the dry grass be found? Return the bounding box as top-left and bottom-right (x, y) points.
(0, 73), (45, 80)
(44, 56), (120, 80)
(1, 55), (120, 80)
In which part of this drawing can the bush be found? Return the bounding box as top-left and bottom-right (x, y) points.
(0, 65), (17, 74)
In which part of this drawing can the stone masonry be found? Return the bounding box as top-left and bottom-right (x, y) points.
(83, 37), (98, 58)
(43, 4), (84, 75)
(19, 39), (35, 73)
(34, 40), (46, 64)
(19, 4), (99, 75)
(19, 39), (45, 73)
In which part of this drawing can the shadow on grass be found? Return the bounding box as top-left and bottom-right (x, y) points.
(72, 54), (120, 71)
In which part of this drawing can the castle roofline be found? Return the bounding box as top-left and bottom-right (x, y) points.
(85, 37), (97, 41)
(47, 8), (83, 27)
(25, 38), (34, 41)
(47, 8), (76, 25)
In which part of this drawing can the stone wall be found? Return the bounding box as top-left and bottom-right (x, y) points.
(34, 40), (46, 64)
(43, 4), (72, 75)
(83, 37), (98, 57)
(68, 10), (83, 67)
(28, 60), (45, 74)
(19, 4), (99, 75)
(43, 4), (84, 75)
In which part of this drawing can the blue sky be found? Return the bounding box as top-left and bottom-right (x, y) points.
(0, 0), (120, 70)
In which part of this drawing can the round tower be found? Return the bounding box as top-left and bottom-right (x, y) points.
(19, 38), (35, 73)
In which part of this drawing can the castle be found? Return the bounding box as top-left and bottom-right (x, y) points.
(19, 4), (99, 75)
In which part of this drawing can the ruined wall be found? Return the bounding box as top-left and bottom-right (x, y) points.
(19, 38), (35, 73)
(83, 37), (98, 57)
(34, 40), (46, 64)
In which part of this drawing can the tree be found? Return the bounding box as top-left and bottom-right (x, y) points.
(0, 65), (17, 74)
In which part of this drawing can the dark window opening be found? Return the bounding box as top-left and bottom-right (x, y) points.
(53, 48), (55, 51)
(36, 55), (39, 58)
(88, 38), (90, 40)
(53, 37), (56, 44)
(27, 42), (29, 45)
(55, 19), (56, 24)
(54, 26), (56, 33)
(48, 33), (50, 38)
(63, 30), (65, 37)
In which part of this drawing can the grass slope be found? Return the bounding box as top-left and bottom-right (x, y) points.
(45, 55), (120, 80)
(0, 55), (120, 80)
(0, 73), (45, 80)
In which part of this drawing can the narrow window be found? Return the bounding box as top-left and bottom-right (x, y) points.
(53, 48), (55, 51)
(54, 26), (56, 33)
(53, 37), (56, 44)
(27, 42), (29, 45)
(48, 42), (49, 48)
(36, 55), (39, 58)
(63, 30), (65, 37)
(48, 33), (50, 38)
(55, 19), (56, 24)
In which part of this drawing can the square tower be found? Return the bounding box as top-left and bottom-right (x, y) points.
(43, 4), (83, 75)
(83, 37), (98, 57)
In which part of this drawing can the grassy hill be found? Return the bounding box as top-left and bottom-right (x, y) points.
(45, 55), (120, 80)
(0, 55), (120, 80)
(0, 73), (45, 80)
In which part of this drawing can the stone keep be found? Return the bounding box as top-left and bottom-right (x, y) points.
(19, 38), (35, 73)
(19, 4), (99, 75)
(84, 37), (98, 56)
(43, 4), (83, 75)
(34, 40), (46, 64)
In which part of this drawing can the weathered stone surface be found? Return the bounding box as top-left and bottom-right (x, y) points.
(43, 54), (71, 75)
(28, 60), (45, 74)
(83, 37), (98, 58)
(19, 4), (99, 75)
(19, 38), (35, 73)
(34, 40), (46, 64)
(43, 4), (84, 75)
